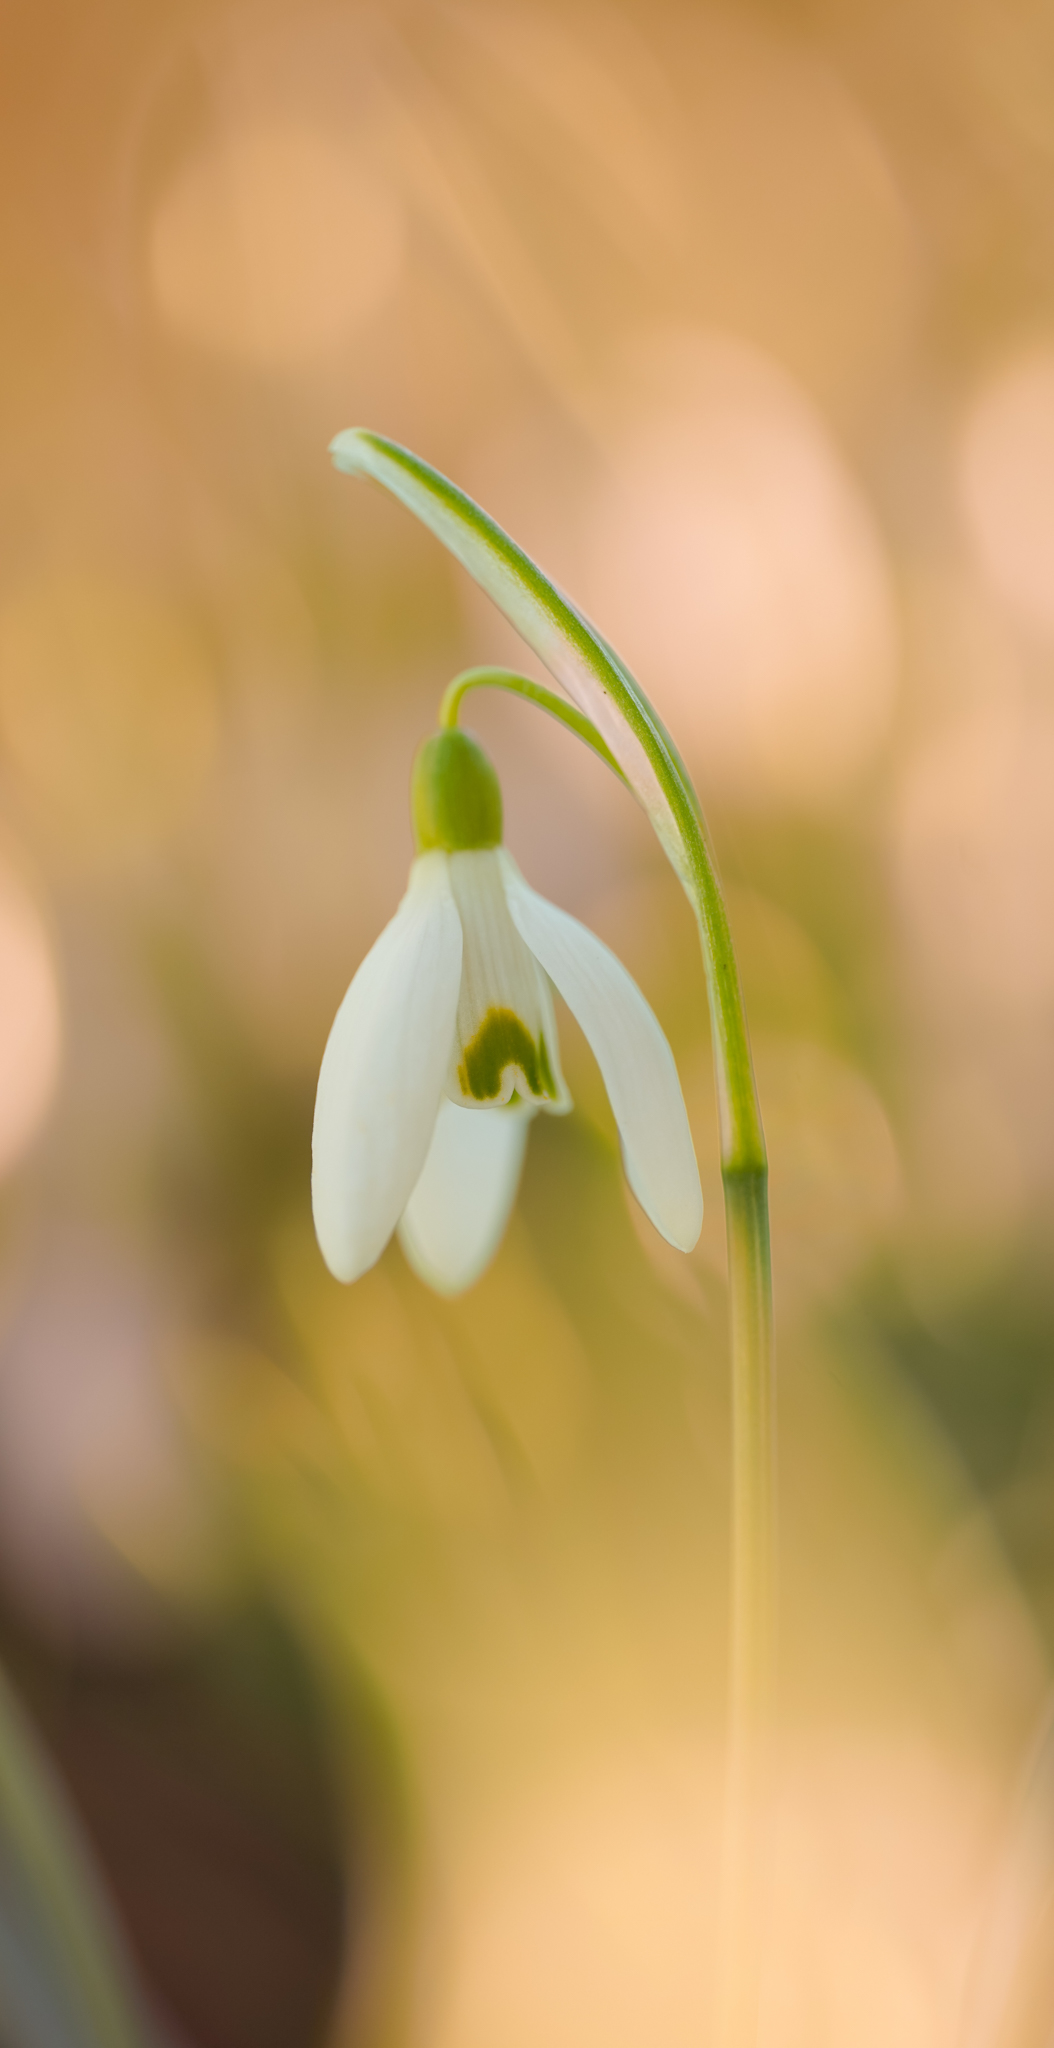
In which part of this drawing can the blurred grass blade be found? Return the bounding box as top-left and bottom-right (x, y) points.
(0, 1665), (151, 2048)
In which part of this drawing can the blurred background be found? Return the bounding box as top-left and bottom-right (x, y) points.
(2, 0), (1054, 2042)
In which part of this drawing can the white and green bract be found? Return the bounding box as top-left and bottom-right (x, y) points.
(311, 844), (702, 1295)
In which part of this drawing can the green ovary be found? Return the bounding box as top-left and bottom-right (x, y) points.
(458, 1006), (558, 1103)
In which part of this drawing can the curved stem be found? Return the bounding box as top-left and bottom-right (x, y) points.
(440, 666), (628, 783)
(331, 428), (777, 2048)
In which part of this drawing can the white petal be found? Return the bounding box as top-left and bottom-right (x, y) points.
(398, 1098), (531, 1295)
(501, 853), (703, 1252)
(445, 848), (570, 1112)
(312, 852), (463, 1282)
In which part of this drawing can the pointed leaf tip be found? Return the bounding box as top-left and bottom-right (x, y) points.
(329, 427), (378, 474)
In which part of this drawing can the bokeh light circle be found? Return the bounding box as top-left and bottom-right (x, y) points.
(0, 862), (61, 1176)
(149, 119), (404, 367)
(958, 343), (1054, 641)
(893, 693), (1054, 1017)
(428, 1737), (995, 2048)
(584, 333), (899, 807)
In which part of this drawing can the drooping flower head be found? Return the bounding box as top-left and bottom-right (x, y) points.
(312, 724), (702, 1295)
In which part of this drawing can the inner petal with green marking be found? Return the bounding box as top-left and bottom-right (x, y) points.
(444, 846), (571, 1114)
(458, 1006), (559, 1103)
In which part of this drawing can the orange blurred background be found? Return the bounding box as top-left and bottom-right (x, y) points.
(3, 2), (1054, 2044)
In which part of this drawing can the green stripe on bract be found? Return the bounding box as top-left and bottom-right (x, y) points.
(458, 1007), (558, 1103)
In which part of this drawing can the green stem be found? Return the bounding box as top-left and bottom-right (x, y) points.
(331, 428), (777, 2047)
(439, 666), (628, 783)
(719, 1170), (776, 2048)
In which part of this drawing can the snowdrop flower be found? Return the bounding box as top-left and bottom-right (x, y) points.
(312, 728), (702, 1293)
